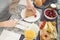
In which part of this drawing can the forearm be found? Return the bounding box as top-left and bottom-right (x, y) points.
(0, 21), (10, 27)
(0, 19), (18, 27)
(0, 20), (15, 27)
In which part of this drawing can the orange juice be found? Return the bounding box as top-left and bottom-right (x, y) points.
(24, 38), (33, 40)
(24, 30), (37, 40)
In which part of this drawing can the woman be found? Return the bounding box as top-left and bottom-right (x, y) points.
(0, 0), (36, 27)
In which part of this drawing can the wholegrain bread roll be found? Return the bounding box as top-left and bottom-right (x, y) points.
(35, 0), (46, 6)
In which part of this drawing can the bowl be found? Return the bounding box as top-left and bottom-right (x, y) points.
(44, 8), (58, 20)
(33, 0), (50, 8)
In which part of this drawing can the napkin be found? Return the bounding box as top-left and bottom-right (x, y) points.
(15, 21), (31, 30)
(15, 21), (39, 34)
(0, 30), (21, 40)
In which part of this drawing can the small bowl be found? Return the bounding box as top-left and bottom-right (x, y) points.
(44, 8), (58, 20)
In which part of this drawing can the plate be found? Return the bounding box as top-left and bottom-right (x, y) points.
(15, 21), (39, 34)
(15, 21), (32, 30)
(21, 9), (41, 22)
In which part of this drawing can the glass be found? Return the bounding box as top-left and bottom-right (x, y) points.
(58, 10), (60, 15)
(56, 3), (60, 9)
(57, 0), (60, 3)
(24, 38), (33, 40)
(56, 0), (60, 9)
(58, 10), (60, 20)
(24, 30), (37, 40)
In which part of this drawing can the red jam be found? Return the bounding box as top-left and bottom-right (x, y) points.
(45, 10), (56, 18)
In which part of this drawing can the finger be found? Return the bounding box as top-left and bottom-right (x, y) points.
(26, 6), (31, 10)
(32, 7), (36, 13)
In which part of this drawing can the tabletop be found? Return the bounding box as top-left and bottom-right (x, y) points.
(0, 0), (60, 40)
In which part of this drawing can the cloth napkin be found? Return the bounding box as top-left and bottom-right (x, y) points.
(0, 30), (21, 40)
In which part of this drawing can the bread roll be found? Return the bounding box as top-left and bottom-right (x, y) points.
(35, 0), (42, 6)
(35, 0), (46, 6)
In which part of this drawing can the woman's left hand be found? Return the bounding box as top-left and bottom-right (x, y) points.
(0, 19), (19, 27)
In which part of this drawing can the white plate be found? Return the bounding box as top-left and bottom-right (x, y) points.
(15, 21), (39, 34)
(21, 9), (41, 22)
(15, 21), (32, 30)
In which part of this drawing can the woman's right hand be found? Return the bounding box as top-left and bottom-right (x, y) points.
(0, 19), (18, 27)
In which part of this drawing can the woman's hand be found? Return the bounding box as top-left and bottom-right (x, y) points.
(9, 0), (20, 13)
(26, 0), (36, 13)
(0, 19), (18, 27)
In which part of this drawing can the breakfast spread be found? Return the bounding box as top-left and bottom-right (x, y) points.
(19, 3), (58, 40)
(12, 2), (58, 40)
(0, 0), (58, 40)
(40, 21), (57, 40)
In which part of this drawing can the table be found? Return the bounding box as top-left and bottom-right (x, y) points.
(0, 0), (60, 40)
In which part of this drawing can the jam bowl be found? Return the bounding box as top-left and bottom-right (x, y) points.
(44, 8), (58, 20)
